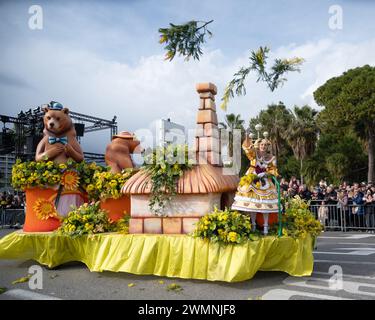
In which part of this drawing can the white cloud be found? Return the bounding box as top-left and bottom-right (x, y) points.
(273, 38), (375, 107)
(300, 39), (375, 105)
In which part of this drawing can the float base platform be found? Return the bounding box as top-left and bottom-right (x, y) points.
(0, 231), (314, 282)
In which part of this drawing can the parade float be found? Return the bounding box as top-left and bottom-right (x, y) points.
(0, 83), (322, 282)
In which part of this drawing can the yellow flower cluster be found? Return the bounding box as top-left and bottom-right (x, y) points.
(282, 196), (323, 239)
(228, 231), (238, 243)
(57, 202), (130, 238)
(194, 207), (253, 245)
(110, 216), (130, 234)
(86, 169), (135, 201)
(58, 163), (67, 170)
(159, 34), (168, 44)
(11, 159), (107, 191)
(239, 173), (258, 187)
(12, 160), (61, 190)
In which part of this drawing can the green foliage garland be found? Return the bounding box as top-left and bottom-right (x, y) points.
(142, 145), (193, 215)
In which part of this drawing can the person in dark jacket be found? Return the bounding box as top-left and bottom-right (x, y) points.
(299, 184), (312, 201)
(352, 185), (365, 228)
(280, 178), (289, 193)
(364, 189), (374, 232)
(324, 186), (338, 227)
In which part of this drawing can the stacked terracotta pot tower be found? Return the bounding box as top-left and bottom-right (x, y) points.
(195, 83), (221, 166)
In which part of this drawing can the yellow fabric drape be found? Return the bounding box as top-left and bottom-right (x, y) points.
(0, 231), (314, 282)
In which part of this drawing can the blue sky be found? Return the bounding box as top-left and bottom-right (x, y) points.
(1, 0), (375, 152)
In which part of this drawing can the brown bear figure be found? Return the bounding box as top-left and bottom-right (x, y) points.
(35, 101), (84, 164)
(105, 131), (142, 173)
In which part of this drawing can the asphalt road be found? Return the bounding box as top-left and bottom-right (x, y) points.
(0, 229), (374, 300)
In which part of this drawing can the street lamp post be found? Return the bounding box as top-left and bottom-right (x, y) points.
(248, 124), (269, 144)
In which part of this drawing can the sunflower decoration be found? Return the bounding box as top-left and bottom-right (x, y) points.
(60, 170), (79, 191)
(33, 199), (59, 220)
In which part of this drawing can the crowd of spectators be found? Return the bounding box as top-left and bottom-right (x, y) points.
(280, 177), (375, 232)
(0, 191), (25, 228)
(0, 191), (25, 210)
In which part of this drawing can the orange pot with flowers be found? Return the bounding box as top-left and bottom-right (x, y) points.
(23, 170), (87, 232)
(24, 187), (61, 232)
(88, 170), (135, 222)
(11, 159), (89, 232)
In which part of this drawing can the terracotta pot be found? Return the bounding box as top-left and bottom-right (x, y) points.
(100, 195), (130, 222)
(24, 187), (88, 232)
(256, 213), (279, 227)
(24, 188), (61, 232)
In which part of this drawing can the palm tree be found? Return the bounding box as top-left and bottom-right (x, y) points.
(219, 113), (245, 131)
(249, 102), (292, 159)
(219, 113), (245, 157)
(282, 105), (318, 184)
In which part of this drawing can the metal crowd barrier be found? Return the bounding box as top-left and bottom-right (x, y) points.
(0, 208), (25, 228)
(309, 203), (375, 232)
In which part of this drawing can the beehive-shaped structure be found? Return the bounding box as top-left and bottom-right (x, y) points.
(121, 83), (239, 234)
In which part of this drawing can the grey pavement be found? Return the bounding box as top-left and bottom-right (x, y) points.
(0, 229), (374, 300)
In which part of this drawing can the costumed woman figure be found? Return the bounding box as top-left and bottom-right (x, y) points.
(231, 133), (279, 235)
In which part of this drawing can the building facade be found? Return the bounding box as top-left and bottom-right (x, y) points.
(0, 153), (15, 191)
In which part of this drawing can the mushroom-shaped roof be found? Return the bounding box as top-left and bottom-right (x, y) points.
(121, 164), (239, 195)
